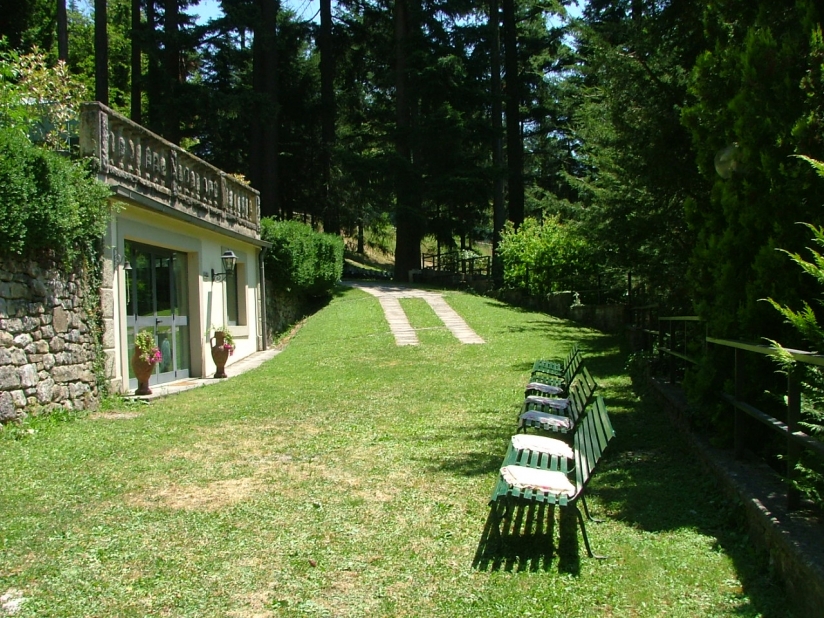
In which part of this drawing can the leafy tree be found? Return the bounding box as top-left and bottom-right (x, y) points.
(560, 0), (708, 308)
(0, 47), (86, 150)
(0, 49), (112, 262)
(497, 215), (594, 296)
(0, 0), (56, 52)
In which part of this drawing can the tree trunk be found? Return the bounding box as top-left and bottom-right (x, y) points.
(393, 0), (424, 282)
(490, 0), (505, 284)
(95, 0), (109, 105)
(250, 0), (279, 219)
(502, 0), (523, 228)
(320, 0), (338, 234)
(130, 0), (142, 123)
(164, 0), (180, 144)
(146, 0), (162, 134)
(57, 0), (68, 62)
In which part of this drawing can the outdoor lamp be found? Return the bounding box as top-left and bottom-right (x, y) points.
(211, 250), (238, 282)
(113, 248), (132, 271)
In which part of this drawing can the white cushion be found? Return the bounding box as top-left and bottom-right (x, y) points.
(500, 465), (576, 497)
(525, 394), (569, 410)
(519, 410), (571, 430)
(525, 382), (563, 395)
(511, 433), (573, 459)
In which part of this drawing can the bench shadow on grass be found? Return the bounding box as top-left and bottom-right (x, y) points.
(421, 421), (587, 574)
(471, 500), (582, 574)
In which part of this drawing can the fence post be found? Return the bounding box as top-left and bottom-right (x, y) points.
(668, 319), (676, 383)
(734, 348), (745, 459)
(787, 369), (802, 510)
(627, 271), (632, 307)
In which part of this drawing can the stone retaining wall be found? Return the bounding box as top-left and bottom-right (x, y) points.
(0, 257), (99, 422)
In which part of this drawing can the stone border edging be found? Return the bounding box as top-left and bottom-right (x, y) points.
(649, 377), (824, 617)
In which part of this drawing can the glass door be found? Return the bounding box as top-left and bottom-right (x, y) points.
(125, 242), (190, 389)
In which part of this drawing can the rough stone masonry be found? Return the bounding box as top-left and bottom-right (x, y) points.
(0, 257), (98, 422)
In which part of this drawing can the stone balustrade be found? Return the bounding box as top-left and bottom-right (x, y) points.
(79, 102), (260, 238)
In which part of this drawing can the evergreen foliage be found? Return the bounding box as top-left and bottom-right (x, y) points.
(261, 218), (344, 296)
(682, 2), (824, 342)
(767, 219), (824, 509)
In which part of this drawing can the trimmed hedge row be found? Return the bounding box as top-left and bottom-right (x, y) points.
(261, 219), (344, 297)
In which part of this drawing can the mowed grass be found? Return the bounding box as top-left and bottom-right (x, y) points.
(0, 286), (788, 617)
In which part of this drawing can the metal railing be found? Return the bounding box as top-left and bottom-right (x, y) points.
(421, 252), (491, 278)
(708, 337), (824, 509)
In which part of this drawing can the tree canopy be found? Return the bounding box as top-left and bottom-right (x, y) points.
(2, 0), (823, 346)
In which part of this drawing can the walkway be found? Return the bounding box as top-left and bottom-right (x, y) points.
(126, 347), (281, 401)
(343, 281), (485, 346)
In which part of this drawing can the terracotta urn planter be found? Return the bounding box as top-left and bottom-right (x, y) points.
(211, 331), (231, 378)
(132, 349), (154, 395)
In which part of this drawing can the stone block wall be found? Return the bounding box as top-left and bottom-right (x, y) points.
(0, 257), (99, 422)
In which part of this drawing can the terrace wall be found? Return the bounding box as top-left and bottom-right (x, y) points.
(0, 256), (98, 421)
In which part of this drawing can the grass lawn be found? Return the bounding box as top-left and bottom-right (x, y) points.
(0, 286), (789, 617)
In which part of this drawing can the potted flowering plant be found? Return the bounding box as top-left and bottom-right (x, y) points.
(208, 325), (235, 378)
(132, 329), (162, 395)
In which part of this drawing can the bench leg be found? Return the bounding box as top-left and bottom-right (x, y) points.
(575, 505), (607, 560)
(581, 496), (604, 523)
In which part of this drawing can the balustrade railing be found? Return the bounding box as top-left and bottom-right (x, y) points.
(79, 102), (260, 238)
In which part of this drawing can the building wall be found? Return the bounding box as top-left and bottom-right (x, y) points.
(104, 200), (263, 393)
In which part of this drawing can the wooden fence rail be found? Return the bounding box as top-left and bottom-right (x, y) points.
(631, 310), (824, 511)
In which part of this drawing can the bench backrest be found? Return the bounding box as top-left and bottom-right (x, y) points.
(572, 396), (615, 494)
(531, 344), (581, 378)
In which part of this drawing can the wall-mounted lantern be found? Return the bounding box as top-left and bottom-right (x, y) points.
(211, 250), (238, 282)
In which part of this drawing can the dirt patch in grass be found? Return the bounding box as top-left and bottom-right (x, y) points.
(89, 411), (142, 420)
(227, 589), (274, 618)
(127, 477), (264, 511)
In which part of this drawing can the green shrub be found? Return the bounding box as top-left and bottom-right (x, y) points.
(0, 49), (111, 263)
(497, 216), (594, 296)
(0, 126), (112, 262)
(261, 219), (344, 296)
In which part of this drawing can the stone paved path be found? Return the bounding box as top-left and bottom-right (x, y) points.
(344, 281), (485, 346)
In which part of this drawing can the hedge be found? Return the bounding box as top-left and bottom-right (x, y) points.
(261, 219), (344, 296)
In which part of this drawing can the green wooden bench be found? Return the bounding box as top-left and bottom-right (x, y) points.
(518, 368), (598, 435)
(489, 396), (616, 558)
(525, 363), (597, 404)
(530, 344), (581, 384)
(526, 347), (584, 396)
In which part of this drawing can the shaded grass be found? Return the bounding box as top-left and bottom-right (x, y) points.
(0, 286), (788, 617)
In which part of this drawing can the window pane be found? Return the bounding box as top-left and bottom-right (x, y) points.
(172, 252), (188, 317)
(134, 248), (153, 317)
(226, 269), (238, 325)
(155, 256), (171, 316)
(157, 324), (173, 373)
(176, 325), (190, 371)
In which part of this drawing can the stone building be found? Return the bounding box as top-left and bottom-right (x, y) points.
(81, 102), (270, 395)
